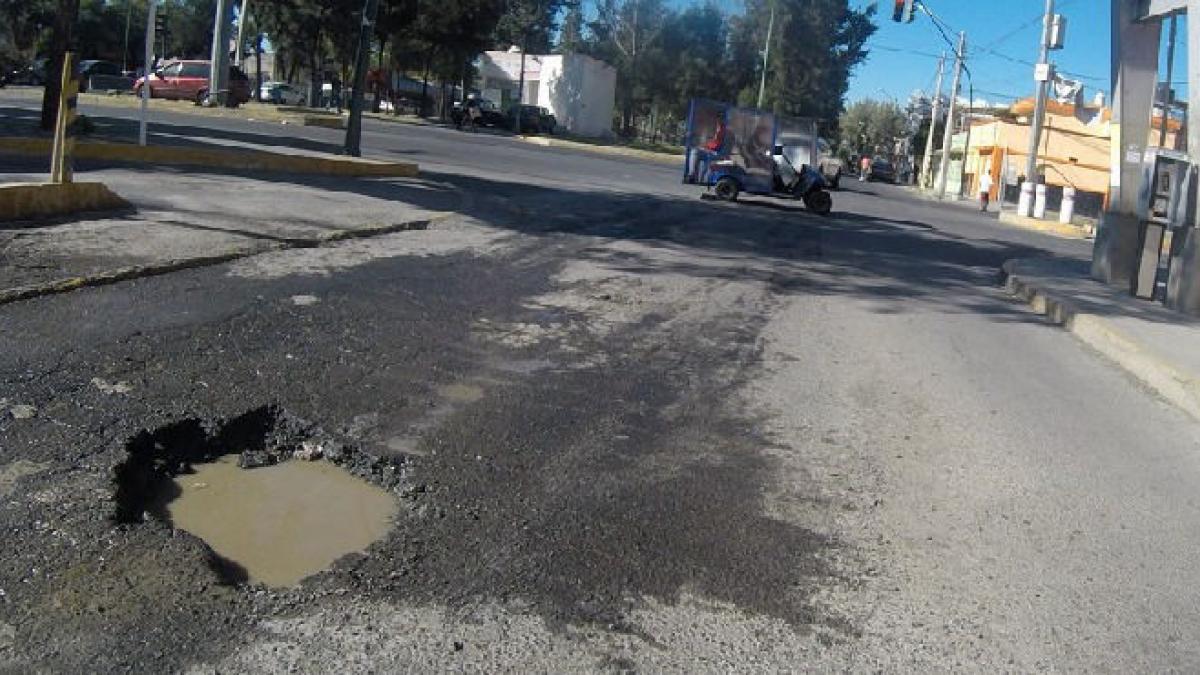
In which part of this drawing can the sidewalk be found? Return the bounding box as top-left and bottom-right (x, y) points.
(0, 167), (456, 304)
(1002, 257), (1200, 420)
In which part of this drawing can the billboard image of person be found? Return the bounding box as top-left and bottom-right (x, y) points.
(684, 100), (733, 184)
(725, 107), (776, 193)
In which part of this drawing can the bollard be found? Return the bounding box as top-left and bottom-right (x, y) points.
(50, 52), (79, 184)
(1017, 181), (1034, 217)
(1033, 183), (1048, 219)
(1060, 186), (1076, 224)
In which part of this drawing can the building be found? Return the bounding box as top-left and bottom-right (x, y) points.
(476, 49), (617, 138)
(940, 97), (1181, 218)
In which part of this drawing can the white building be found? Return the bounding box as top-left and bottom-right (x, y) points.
(477, 49), (617, 138)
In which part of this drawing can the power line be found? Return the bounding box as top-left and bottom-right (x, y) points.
(871, 43), (945, 60)
(979, 0), (1078, 51)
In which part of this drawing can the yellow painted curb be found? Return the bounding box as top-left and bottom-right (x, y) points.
(0, 137), (418, 178)
(998, 212), (1093, 239)
(0, 181), (131, 222)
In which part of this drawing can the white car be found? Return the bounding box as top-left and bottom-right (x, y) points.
(259, 81), (306, 105)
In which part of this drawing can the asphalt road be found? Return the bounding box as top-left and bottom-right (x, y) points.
(3, 93), (1200, 671)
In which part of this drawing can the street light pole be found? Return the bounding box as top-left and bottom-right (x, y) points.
(343, 0), (379, 156)
(756, 0), (775, 109)
(1018, 0), (1054, 216)
(935, 31), (965, 199)
(921, 52), (945, 190)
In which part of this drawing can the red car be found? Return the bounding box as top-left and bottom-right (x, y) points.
(134, 60), (251, 104)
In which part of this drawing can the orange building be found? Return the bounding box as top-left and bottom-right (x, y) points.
(958, 97), (1182, 214)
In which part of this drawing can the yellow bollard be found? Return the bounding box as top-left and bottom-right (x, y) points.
(50, 52), (79, 184)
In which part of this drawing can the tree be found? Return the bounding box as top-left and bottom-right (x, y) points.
(736, 0), (876, 123)
(556, 0), (582, 54)
(587, 0), (668, 135)
(838, 98), (905, 157)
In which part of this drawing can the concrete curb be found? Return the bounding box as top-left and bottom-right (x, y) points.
(0, 212), (454, 307)
(1001, 260), (1200, 421)
(515, 135), (681, 166)
(998, 212), (1094, 239)
(0, 182), (131, 222)
(0, 137), (418, 178)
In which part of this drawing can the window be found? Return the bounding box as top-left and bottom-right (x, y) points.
(181, 63), (209, 78)
(161, 63), (182, 77)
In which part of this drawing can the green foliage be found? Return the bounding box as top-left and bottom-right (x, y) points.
(837, 98), (906, 157)
(16, 0), (876, 137)
(579, 0), (876, 139)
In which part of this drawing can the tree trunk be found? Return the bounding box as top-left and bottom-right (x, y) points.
(40, 0), (80, 131)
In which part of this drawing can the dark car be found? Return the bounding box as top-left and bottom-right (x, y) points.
(134, 60), (251, 105)
(450, 98), (505, 128)
(78, 60), (130, 92)
(507, 104), (556, 134)
(869, 158), (896, 183)
(9, 58), (46, 86)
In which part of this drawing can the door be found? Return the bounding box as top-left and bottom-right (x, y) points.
(156, 62), (182, 98)
(178, 62), (211, 100)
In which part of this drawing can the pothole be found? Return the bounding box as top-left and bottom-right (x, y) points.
(112, 405), (404, 588)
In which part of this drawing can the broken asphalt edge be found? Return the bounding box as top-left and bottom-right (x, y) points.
(1001, 259), (1200, 422)
(0, 212), (454, 307)
(0, 181), (131, 222)
(0, 137), (418, 178)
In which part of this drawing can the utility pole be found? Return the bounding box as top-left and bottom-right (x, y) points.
(921, 52), (945, 190)
(234, 0), (250, 67)
(208, 0), (232, 106)
(343, 0), (379, 156)
(139, 0), (155, 145)
(123, 0), (133, 74)
(756, 0), (775, 109)
(935, 31), (965, 199)
(1159, 14), (1177, 148)
(1018, 0), (1054, 216)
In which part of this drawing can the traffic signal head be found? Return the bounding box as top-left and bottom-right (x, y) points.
(893, 0), (916, 23)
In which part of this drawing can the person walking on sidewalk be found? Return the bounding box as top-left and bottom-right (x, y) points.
(979, 172), (993, 212)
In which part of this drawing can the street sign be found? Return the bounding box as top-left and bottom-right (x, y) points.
(1034, 63), (1054, 82)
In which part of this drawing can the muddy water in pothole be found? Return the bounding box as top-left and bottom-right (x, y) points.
(438, 383), (485, 403)
(160, 456), (397, 587)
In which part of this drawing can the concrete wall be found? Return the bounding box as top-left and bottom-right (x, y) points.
(476, 51), (616, 137)
(544, 54), (616, 138)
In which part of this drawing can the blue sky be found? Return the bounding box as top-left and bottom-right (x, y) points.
(845, 0), (1185, 109)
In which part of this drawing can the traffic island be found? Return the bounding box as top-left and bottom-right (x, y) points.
(0, 181), (130, 222)
(0, 137), (417, 178)
(1002, 258), (1200, 421)
(302, 115), (346, 129)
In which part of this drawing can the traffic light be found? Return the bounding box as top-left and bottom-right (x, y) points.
(893, 0), (916, 23)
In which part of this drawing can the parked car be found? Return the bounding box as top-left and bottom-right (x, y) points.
(133, 60), (252, 105)
(507, 104), (556, 134)
(816, 138), (843, 188)
(259, 81), (306, 105)
(77, 60), (119, 90)
(450, 98), (505, 128)
(868, 158), (896, 183)
(9, 58), (46, 86)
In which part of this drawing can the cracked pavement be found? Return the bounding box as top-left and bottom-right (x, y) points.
(3, 97), (1200, 671)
